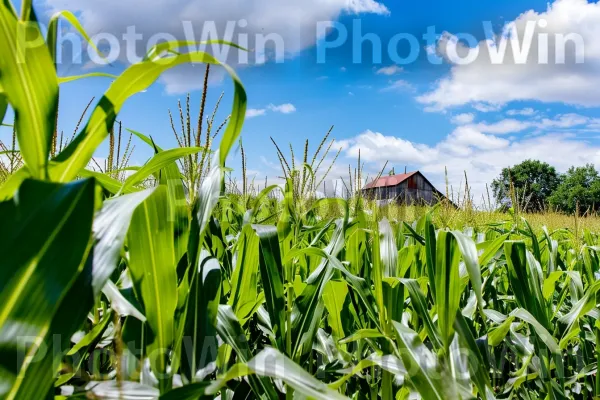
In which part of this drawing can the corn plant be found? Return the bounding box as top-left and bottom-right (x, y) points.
(3, 1), (600, 399)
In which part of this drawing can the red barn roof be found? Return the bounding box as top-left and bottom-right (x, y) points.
(363, 171), (418, 189)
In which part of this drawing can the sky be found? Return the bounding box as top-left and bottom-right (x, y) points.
(5, 0), (600, 202)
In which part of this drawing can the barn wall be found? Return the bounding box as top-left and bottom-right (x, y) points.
(362, 174), (441, 205)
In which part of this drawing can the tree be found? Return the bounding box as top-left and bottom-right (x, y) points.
(548, 164), (600, 214)
(491, 159), (561, 212)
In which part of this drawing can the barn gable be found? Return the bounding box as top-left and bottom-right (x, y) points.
(361, 171), (445, 205)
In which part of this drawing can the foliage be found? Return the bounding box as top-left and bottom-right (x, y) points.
(3, 1), (600, 400)
(491, 159), (561, 212)
(549, 164), (600, 215)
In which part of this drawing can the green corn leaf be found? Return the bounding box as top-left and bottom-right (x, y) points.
(158, 153), (190, 264)
(0, 178), (95, 398)
(180, 256), (221, 382)
(478, 233), (510, 266)
(292, 218), (347, 359)
(92, 188), (155, 297)
(511, 308), (560, 354)
(451, 230), (484, 310)
(46, 10), (104, 65)
(78, 168), (136, 195)
(216, 305), (279, 400)
(209, 348), (348, 400)
(435, 230), (461, 351)
(339, 329), (385, 344)
(229, 225), (261, 324)
(120, 147), (203, 192)
(323, 280), (349, 340)
(504, 241), (549, 329)
(102, 281), (145, 321)
(18, 251), (96, 397)
(67, 309), (113, 356)
(127, 185), (178, 393)
(0, 3), (58, 178)
(379, 218), (398, 278)
(57, 72), (118, 84)
(51, 50), (244, 182)
(424, 212), (437, 299)
(392, 321), (456, 400)
(159, 382), (210, 400)
(253, 224), (287, 351)
(0, 91), (7, 126)
(488, 315), (516, 347)
(124, 132), (190, 262)
(400, 278), (442, 349)
(329, 353), (407, 390)
(454, 313), (494, 400)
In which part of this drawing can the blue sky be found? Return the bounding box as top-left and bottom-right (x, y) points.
(5, 0), (600, 200)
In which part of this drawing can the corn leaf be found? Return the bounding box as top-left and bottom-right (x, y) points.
(51, 51), (244, 182)
(0, 178), (95, 398)
(127, 185), (178, 393)
(0, 3), (58, 178)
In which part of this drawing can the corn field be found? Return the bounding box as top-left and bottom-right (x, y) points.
(2, 1), (600, 399)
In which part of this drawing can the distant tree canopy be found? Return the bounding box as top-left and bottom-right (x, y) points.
(491, 160), (561, 212)
(548, 164), (600, 215)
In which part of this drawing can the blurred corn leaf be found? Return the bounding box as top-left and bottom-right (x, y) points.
(0, 178), (95, 398)
(0, 2), (58, 178)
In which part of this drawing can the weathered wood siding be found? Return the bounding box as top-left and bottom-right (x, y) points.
(363, 173), (441, 205)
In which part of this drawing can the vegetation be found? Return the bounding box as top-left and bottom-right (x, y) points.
(3, 1), (600, 400)
(549, 164), (600, 215)
(492, 160), (600, 216)
(491, 159), (561, 213)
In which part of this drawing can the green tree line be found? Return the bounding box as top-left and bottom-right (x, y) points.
(492, 159), (600, 214)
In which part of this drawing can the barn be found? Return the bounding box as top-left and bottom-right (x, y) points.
(361, 171), (445, 205)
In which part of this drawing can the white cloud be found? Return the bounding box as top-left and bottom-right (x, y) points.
(267, 103), (297, 114)
(338, 130), (438, 165)
(418, 0), (600, 110)
(454, 113), (588, 135)
(44, 0), (388, 93)
(246, 108), (267, 118)
(537, 113), (589, 128)
(472, 119), (531, 135)
(247, 103), (296, 118)
(376, 65), (404, 75)
(451, 113), (475, 125)
(381, 79), (413, 92)
(473, 103), (503, 113)
(506, 107), (537, 116)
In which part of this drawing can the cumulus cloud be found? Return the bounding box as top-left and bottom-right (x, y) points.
(267, 103), (297, 114)
(417, 0), (600, 110)
(376, 65), (403, 75)
(246, 108), (267, 118)
(44, 0), (388, 93)
(451, 113), (475, 125)
(506, 107), (537, 116)
(246, 103), (296, 118)
(381, 79), (413, 92)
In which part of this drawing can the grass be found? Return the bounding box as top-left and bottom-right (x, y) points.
(3, 1), (600, 399)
